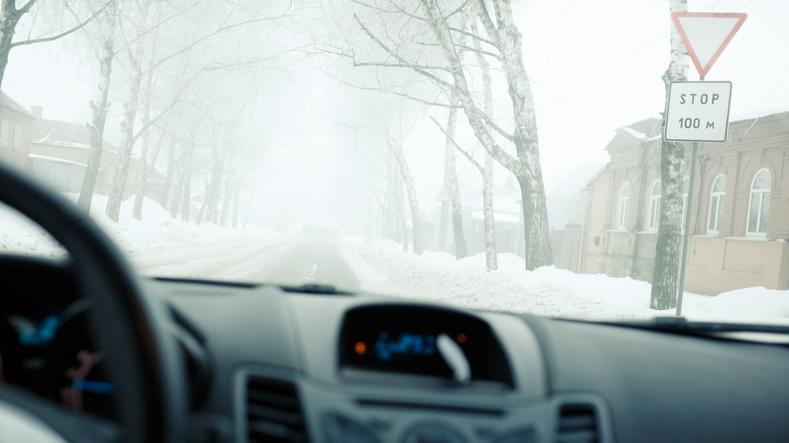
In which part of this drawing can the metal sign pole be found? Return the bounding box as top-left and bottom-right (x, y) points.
(676, 73), (706, 316)
(675, 141), (699, 316)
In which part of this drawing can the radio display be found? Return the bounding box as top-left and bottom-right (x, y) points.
(338, 304), (513, 385)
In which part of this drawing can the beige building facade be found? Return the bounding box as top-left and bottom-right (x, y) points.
(581, 112), (789, 294)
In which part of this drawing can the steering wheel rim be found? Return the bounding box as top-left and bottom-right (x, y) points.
(0, 162), (186, 442)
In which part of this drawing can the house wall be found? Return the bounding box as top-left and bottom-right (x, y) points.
(27, 143), (147, 199)
(0, 109), (32, 169)
(581, 112), (789, 294)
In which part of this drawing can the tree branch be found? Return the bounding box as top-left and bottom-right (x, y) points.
(418, 0), (520, 174)
(480, 112), (514, 141)
(11, 0), (110, 48)
(474, 0), (502, 49)
(16, 0), (39, 15)
(145, 4), (293, 74)
(430, 116), (483, 173)
(353, 13), (453, 90)
(321, 68), (457, 109)
(352, 58), (450, 72)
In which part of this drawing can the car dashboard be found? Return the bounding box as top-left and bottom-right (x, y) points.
(3, 257), (789, 442)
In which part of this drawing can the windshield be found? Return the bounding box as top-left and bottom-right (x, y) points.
(0, 0), (787, 325)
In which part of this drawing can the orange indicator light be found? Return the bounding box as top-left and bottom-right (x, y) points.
(456, 333), (468, 344)
(354, 341), (367, 355)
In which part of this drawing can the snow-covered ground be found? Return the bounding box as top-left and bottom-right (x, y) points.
(0, 194), (273, 258)
(344, 239), (789, 325)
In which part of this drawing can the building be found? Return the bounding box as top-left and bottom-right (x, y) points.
(27, 111), (125, 194)
(0, 93), (35, 170)
(580, 112), (789, 294)
(0, 96), (166, 205)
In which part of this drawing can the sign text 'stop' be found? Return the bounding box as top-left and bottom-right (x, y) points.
(664, 81), (732, 143)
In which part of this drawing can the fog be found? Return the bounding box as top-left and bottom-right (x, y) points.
(1, 0), (787, 238)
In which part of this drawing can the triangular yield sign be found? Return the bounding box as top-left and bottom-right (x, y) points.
(671, 12), (747, 78)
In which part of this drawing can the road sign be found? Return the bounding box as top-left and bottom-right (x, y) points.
(671, 12), (747, 78)
(664, 81), (732, 142)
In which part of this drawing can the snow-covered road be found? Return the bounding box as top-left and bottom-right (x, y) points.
(132, 235), (361, 290)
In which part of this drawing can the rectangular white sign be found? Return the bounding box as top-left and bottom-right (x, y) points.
(664, 81), (732, 142)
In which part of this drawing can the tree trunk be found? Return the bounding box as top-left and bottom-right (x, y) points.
(105, 37), (145, 222)
(438, 195), (449, 251)
(132, 61), (157, 220)
(0, 2), (20, 90)
(391, 140), (422, 254)
(494, 1), (552, 270)
(650, 0), (689, 310)
(220, 179), (232, 227)
(443, 99), (467, 259)
(422, 0), (551, 269)
(78, 6), (116, 211)
(162, 139), (176, 208)
(181, 148), (192, 222)
(231, 183), (241, 229)
(195, 198), (207, 225)
(169, 171), (183, 218)
(472, 13), (498, 271)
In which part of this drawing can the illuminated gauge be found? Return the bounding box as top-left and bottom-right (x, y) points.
(401, 422), (468, 443)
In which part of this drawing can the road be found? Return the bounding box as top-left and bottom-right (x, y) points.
(131, 235), (362, 290)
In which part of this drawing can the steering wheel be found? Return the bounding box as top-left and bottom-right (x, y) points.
(0, 162), (186, 442)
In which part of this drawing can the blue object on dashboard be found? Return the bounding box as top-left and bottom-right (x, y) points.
(375, 332), (436, 361)
(72, 379), (114, 394)
(19, 315), (60, 345)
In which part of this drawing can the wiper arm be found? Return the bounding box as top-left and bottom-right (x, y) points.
(277, 283), (352, 295)
(565, 317), (789, 337)
(593, 316), (789, 335)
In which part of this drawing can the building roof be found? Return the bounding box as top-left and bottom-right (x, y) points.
(29, 119), (117, 152)
(0, 92), (35, 119)
(607, 116), (662, 148)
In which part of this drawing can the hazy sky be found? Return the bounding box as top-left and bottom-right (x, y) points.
(2, 0), (787, 230)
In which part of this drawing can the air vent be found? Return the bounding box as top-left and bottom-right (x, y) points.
(556, 403), (598, 443)
(245, 376), (308, 443)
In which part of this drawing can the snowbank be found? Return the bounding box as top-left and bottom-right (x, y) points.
(347, 240), (789, 325)
(0, 194), (270, 258)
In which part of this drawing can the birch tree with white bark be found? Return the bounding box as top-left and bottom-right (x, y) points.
(650, 0), (689, 310)
(345, 0), (552, 269)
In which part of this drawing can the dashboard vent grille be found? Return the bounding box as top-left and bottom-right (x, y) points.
(245, 375), (308, 443)
(556, 403), (598, 443)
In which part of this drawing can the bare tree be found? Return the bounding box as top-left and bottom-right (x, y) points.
(78, 0), (118, 211)
(345, 0), (551, 269)
(390, 135), (422, 254)
(650, 0), (689, 310)
(0, 0), (107, 89)
(441, 95), (468, 258)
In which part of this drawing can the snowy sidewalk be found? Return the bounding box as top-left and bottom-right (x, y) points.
(0, 194), (273, 259)
(343, 239), (789, 325)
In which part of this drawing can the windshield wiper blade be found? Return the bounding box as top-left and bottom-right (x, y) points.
(594, 316), (789, 335)
(277, 283), (352, 295)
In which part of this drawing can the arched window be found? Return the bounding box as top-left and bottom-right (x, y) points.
(707, 174), (726, 233)
(648, 180), (661, 231)
(616, 182), (631, 229)
(746, 169), (771, 235)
